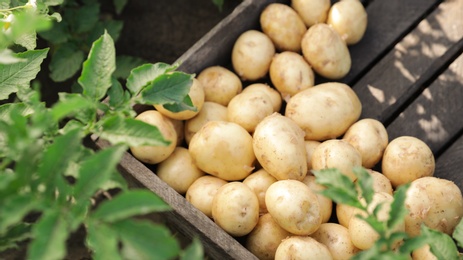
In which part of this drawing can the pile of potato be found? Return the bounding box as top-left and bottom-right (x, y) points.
(129, 0), (463, 259)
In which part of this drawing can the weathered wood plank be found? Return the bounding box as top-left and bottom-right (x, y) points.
(354, 0), (463, 122)
(435, 133), (463, 191)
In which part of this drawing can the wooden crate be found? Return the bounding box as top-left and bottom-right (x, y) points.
(98, 0), (463, 258)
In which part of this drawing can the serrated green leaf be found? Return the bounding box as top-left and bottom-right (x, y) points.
(78, 31), (116, 101)
(92, 190), (170, 223)
(387, 183), (409, 231)
(107, 77), (126, 108)
(139, 72), (194, 111)
(67, 3), (100, 34)
(0, 102), (34, 123)
(86, 221), (122, 260)
(100, 169), (128, 191)
(0, 49), (25, 64)
(87, 19), (124, 46)
(114, 55), (147, 79)
(49, 44), (85, 82)
(113, 0), (128, 15)
(14, 31), (37, 50)
(354, 167), (374, 205)
(421, 225), (459, 260)
(73, 144), (126, 202)
(98, 114), (170, 147)
(162, 94), (197, 113)
(180, 237), (204, 260)
(0, 48), (49, 100)
(0, 194), (38, 234)
(126, 63), (177, 95)
(113, 219), (180, 260)
(51, 93), (96, 121)
(0, 169), (15, 190)
(43, 0), (63, 6)
(313, 168), (365, 209)
(38, 20), (70, 45)
(28, 210), (68, 260)
(0, 223), (31, 251)
(453, 219), (463, 248)
(399, 235), (429, 255)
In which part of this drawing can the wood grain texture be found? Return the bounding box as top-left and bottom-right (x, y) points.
(435, 134), (463, 191)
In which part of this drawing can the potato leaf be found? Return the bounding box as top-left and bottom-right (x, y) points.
(49, 43), (85, 82)
(0, 48), (49, 100)
(421, 225), (460, 260)
(114, 55), (147, 80)
(51, 93), (96, 122)
(86, 221), (122, 260)
(98, 114), (170, 147)
(27, 210), (68, 260)
(113, 219), (180, 260)
(0, 223), (31, 251)
(312, 168), (365, 209)
(387, 183), (409, 231)
(91, 189), (171, 223)
(180, 237), (204, 260)
(78, 31), (116, 101)
(453, 219), (463, 248)
(0, 194), (39, 234)
(126, 63), (177, 95)
(353, 167), (374, 205)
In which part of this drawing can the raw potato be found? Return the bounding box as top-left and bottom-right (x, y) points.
(130, 110), (177, 164)
(184, 101), (227, 145)
(364, 169), (393, 195)
(154, 78), (205, 120)
(305, 140), (321, 171)
(404, 176), (463, 237)
(348, 192), (404, 250)
(196, 66), (242, 106)
(285, 82), (362, 141)
(253, 113), (308, 181)
(231, 30), (276, 81)
(342, 118), (389, 169)
(189, 121), (255, 181)
(382, 136), (435, 187)
(291, 0), (331, 27)
(243, 169), (278, 214)
(336, 203), (356, 228)
(311, 139), (362, 181)
(412, 245), (438, 260)
(260, 3), (307, 52)
(265, 180), (321, 235)
(185, 175), (228, 218)
(301, 23), (351, 79)
(269, 51), (315, 101)
(169, 118), (185, 146)
(156, 147), (205, 194)
(327, 0), (368, 45)
(275, 236), (333, 260)
(245, 213), (291, 260)
(227, 89), (274, 133)
(242, 83), (282, 112)
(211, 182), (259, 237)
(302, 174), (332, 223)
(311, 223), (360, 260)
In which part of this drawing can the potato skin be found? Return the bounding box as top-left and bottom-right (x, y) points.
(232, 30), (275, 81)
(196, 66), (242, 106)
(327, 0), (368, 45)
(212, 182), (260, 237)
(183, 101), (227, 145)
(311, 223), (359, 260)
(275, 236), (333, 260)
(130, 110), (177, 164)
(253, 113), (308, 181)
(260, 3), (307, 52)
(186, 175), (227, 218)
(382, 136), (435, 187)
(291, 0), (331, 27)
(285, 82), (361, 141)
(243, 169), (278, 214)
(242, 83), (282, 112)
(301, 23), (351, 79)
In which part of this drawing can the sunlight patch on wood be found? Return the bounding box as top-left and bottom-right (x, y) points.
(419, 115), (449, 142)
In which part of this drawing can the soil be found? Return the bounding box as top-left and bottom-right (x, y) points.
(1, 1), (240, 259)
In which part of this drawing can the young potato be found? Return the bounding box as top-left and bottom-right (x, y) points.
(302, 174), (332, 223)
(275, 236), (333, 260)
(130, 110), (177, 164)
(382, 136), (435, 187)
(269, 51), (315, 102)
(412, 244), (438, 260)
(291, 0), (331, 27)
(185, 175), (228, 218)
(245, 213), (291, 260)
(227, 89), (274, 133)
(260, 3), (307, 52)
(231, 30), (275, 81)
(301, 23), (351, 79)
(211, 182), (259, 237)
(154, 78), (205, 120)
(342, 118), (389, 169)
(336, 203), (357, 228)
(196, 66), (242, 106)
(327, 0), (368, 45)
(404, 176), (463, 237)
(348, 192), (404, 250)
(311, 223), (360, 260)
(265, 180), (321, 235)
(184, 101), (227, 145)
(156, 147), (205, 194)
(243, 169), (278, 214)
(285, 82), (362, 141)
(364, 169), (393, 195)
(305, 140), (321, 171)
(311, 139), (362, 182)
(253, 113), (308, 181)
(189, 121), (255, 181)
(242, 83), (282, 112)
(169, 118), (185, 146)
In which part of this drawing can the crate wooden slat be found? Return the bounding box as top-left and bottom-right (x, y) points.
(435, 133), (463, 189)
